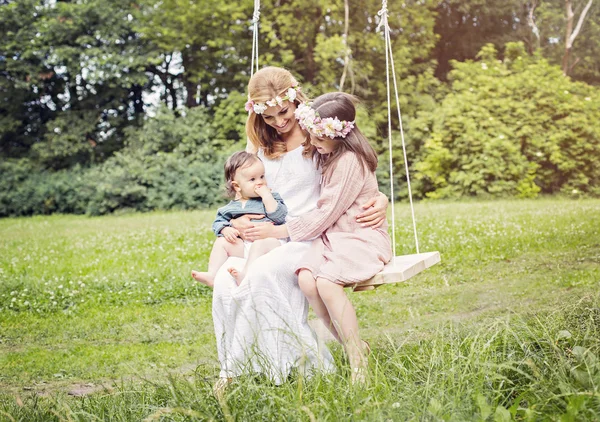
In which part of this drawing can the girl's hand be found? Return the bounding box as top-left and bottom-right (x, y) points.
(244, 222), (275, 241)
(230, 214), (265, 240)
(220, 227), (240, 243)
(357, 192), (389, 229)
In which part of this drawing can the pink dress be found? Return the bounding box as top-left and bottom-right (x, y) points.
(287, 152), (392, 285)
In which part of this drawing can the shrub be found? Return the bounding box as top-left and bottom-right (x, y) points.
(413, 42), (600, 199)
(0, 106), (243, 217)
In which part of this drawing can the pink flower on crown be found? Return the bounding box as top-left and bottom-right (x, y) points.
(245, 84), (301, 114)
(294, 102), (355, 139)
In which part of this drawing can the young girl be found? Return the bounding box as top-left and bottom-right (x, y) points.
(274, 92), (392, 381)
(191, 151), (287, 287)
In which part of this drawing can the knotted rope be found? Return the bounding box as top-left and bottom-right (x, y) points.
(250, 0), (261, 77)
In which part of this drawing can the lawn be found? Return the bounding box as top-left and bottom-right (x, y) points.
(1, 198), (599, 420)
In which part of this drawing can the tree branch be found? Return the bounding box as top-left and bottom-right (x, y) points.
(527, 1), (540, 50)
(568, 0), (594, 47)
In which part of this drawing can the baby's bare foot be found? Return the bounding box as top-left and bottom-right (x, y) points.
(227, 267), (245, 286)
(191, 270), (214, 288)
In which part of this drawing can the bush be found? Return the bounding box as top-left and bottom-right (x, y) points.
(0, 159), (94, 216)
(0, 106), (243, 217)
(413, 42), (600, 199)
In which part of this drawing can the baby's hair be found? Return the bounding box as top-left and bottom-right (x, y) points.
(311, 92), (378, 174)
(224, 151), (262, 198)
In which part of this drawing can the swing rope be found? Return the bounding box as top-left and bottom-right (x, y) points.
(249, 0), (421, 257)
(250, 0), (260, 77)
(377, 0), (420, 257)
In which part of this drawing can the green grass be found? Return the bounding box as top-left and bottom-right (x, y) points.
(1, 198), (599, 420)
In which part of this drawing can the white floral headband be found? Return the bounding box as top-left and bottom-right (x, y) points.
(245, 84), (301, 115)
(294, 103), (355, 139)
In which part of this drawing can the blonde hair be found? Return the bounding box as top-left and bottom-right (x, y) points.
(245, 66), (311, 159)
(311, 92), (378, 175)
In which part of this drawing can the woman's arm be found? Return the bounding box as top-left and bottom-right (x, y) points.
(244, 223), (288, 241)
(246, 139), (258, 154)
(357, 191), (388, 229)
(230, 214), (265, 240)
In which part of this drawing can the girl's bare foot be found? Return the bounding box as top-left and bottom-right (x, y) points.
(349, 340), (371, 385)
(191, 270), (214, 288)
(227, 267), (245, 286)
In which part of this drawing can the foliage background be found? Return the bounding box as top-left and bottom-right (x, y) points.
(1, 0), (599, 216)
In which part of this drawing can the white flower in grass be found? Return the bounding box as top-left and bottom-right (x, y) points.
(481, 63), (488, 70)
(253, 103), (267, 114)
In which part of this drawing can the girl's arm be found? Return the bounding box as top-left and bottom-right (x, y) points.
(286, 152), (365, 242)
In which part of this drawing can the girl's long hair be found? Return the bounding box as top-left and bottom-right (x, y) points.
(245, 66), (310, 159)
(311, 92), (378, 175)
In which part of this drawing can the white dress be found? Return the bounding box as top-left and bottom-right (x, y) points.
(212, 146), (335, 383)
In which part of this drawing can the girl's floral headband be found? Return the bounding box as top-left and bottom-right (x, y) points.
(294, 103), (355, 139)
(245, 84), (301, 115)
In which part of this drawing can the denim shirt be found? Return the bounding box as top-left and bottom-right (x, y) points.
(211, 193), (287, 236)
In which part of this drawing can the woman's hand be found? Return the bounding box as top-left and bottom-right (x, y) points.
(245, 223), (288, 242)
(357, 192), (389, 229)
(230, 214), (264, 240)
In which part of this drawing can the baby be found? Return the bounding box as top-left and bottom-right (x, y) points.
(191, 151), (287, 287)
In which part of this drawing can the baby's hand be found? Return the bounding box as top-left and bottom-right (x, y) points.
(221, 227), (240, 243)
(254, 184), (272, 198)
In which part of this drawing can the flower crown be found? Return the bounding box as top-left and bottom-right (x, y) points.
(294, 103), (355, 139)
(245, 84), (301, 115)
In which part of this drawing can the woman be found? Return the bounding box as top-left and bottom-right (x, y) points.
(210, 67), (388, 386)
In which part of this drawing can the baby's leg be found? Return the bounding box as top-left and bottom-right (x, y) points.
(298, 269), (342, 343)
(228, 238), (281, 285)
(192, 237), (244, 287)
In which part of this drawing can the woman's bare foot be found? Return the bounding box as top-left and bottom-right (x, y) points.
(227, 267), (245, 286)
(191, 270), (214, 288)
(213, 377), (232, 400)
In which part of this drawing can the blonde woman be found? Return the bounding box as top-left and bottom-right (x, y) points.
(211, 67), (388, 386)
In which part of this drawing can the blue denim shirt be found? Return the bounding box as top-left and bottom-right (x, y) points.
(212, 193), (287, 236)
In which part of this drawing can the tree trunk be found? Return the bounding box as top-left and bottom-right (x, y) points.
(562, 0), (594, 75)
(182, 49), (198, 108)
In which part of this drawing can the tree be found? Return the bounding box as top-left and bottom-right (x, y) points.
(0, 0), (155, 168)
(562, 0), (594, 75)
(414, 43), (600, 198)
(134, 0), (252, 108)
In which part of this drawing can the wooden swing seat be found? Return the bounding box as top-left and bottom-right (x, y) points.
(350, 251), (440, 292)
